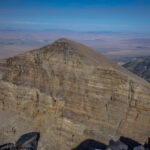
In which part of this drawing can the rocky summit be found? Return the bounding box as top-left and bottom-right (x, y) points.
(0, 38), (150, 150)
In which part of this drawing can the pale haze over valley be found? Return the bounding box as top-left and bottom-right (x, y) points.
(0, 30), (150, 59)
(0, 0), (150, 59)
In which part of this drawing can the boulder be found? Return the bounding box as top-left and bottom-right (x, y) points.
(106, 140), (128, 150)
(0, 132), (40, 150)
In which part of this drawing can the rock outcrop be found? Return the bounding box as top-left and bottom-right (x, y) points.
(0, 132), (40, 150)
(72, 137), (150, 150)
(1, 134), (149, 150)
(0, 38), (150, 150)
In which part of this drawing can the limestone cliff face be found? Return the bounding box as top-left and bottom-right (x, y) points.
(0, 38), (150, 150)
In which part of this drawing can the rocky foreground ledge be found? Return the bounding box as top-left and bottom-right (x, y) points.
(0, 132), (149, 150)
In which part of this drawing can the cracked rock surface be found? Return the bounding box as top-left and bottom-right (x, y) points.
(0, 38), (150, 150)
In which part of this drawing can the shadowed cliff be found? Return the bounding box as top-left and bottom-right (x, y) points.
(123, 57), (150, 83)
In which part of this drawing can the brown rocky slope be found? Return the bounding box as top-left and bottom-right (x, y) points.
(0, 38), (150, 150)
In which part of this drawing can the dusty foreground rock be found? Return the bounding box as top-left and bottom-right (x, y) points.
(0, 38), (150, 150)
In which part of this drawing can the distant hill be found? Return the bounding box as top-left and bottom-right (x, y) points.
(123, 56), (150, 82)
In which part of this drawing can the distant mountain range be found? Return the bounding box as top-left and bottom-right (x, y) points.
(123, 56), (150, 83)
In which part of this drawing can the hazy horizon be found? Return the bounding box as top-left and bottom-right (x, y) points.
(0, 0), (150, 59)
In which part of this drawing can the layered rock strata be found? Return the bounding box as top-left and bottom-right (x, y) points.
(0, 38), (150, 150)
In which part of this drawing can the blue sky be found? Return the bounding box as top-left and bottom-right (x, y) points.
(0, 0), (150, 32)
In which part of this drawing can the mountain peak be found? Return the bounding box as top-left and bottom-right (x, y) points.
(0, 38), (150, 149)
(3, 38), (150, 88)
(50, 38), (78, 48)
(55, 37), (73, 43)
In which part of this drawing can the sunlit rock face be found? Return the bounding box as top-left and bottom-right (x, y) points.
(0, 38), (150, 150)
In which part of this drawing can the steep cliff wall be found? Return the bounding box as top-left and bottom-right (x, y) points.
(0, 38), (150, 150)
